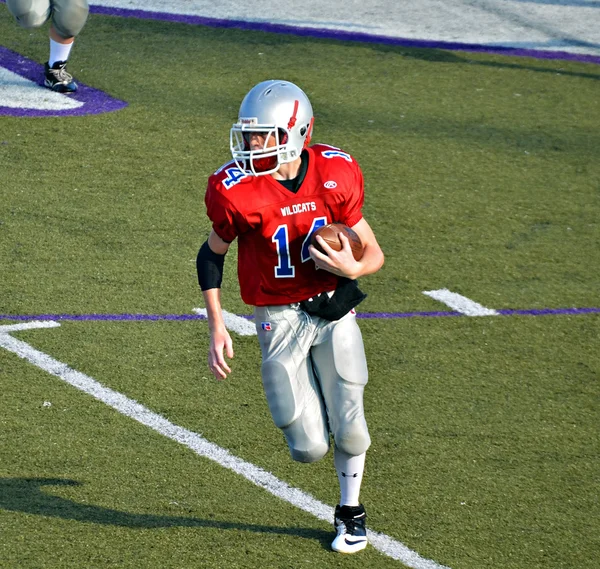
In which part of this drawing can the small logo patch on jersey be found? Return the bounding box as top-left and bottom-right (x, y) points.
(261, 322), (272, 331)
(324, 180), (337, 189)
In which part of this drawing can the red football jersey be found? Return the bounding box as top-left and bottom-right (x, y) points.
(205, 143), (365, 306)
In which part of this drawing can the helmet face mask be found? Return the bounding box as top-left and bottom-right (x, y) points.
(230, 124), (283, 175)
(230, 80), (314, 176)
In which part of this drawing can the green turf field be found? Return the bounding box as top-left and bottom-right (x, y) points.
(1, 11), (599, 569)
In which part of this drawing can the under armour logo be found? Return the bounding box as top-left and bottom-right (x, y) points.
(341, 472), (359, 478)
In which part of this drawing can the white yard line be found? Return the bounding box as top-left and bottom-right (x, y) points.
(192, 307), (256, 336)
(0, 321), (450, 569)
(423, 289), (498, 316)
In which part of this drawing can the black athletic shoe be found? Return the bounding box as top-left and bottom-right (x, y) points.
(331, 504), (368, 553)
(44, 61), (77, 93)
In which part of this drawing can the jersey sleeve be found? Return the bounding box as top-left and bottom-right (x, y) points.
(311, 143), (366, 228)
(204, 176), (247, 243)
(340, 156), (365, 228)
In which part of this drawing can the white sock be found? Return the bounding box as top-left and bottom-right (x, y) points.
(49, 39), (74, 66)
(334, 447), (366, 507)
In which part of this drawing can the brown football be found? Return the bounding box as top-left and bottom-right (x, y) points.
(310, 223), (364, 261)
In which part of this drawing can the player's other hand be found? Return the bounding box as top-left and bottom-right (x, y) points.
(208, 326), (234, 380)
(309, 233), (359, 279)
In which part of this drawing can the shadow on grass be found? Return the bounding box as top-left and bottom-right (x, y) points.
(371, 45), (600, 81)
(0, 478), (331, 547)
(102, 15), (600, 82)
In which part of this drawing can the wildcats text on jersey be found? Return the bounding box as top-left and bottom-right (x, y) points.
(280, 201), (317, 217)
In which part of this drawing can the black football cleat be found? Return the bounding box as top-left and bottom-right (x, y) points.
(44, 61), (78, 93)
(331, 504), (368, 553)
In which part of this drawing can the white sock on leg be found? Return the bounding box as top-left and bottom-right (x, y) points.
(334, 447), (366, 507)
(49, 39), (74, 66)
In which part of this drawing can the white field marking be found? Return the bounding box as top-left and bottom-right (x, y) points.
(90, 0), (600, 57)
(0, 321), (62, 333)
(0, 320), (451, 569)
(193, 307), (256, 336)
(0, 67), (84, 110)
(423, 289), (498, 316)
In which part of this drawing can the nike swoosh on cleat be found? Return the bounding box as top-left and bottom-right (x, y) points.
(345, 537), (367, 545)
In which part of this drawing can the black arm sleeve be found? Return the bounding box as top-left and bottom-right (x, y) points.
(196, 240), (226, 290)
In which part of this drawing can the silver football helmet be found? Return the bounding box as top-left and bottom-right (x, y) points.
(230, 80), (314, 176)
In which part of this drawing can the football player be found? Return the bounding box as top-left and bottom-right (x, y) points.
(197, 80), (384, 553)
(5, 0), (89, 92)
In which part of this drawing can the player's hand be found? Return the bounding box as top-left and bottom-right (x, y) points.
(309, 233), (360, 278)
(208, 326), (234, 380)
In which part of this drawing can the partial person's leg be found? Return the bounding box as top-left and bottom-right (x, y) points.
(6, 0), (51, 28)
(49, 25), (74, 66)
(50, 0), (88, 39)
(45, 0), (89, 92)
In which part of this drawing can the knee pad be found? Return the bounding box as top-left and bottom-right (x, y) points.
(329, 382), (371, 456)
(283, 421), (330, 463)
(6, 0), (51, 28)
(333, 419), (371, 456)
(51, 0), (89, 38)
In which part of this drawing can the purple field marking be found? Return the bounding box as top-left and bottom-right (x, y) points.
(497, 307), (600, 316)
(0, 313), (206, 322)
(0, 46), (127, 117)
(1, 307), (599, 322)
(87, 5), (600, 66)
